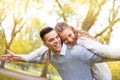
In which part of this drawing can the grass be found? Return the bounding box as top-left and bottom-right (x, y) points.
(0, 73), (21, 80)
(5, 63), (62, 80)
(5, 62), (120, 80)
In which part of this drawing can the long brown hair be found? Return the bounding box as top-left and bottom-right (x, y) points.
(76, 30), (94, 39)
(55, 22), (94, 40)
(55, 22), (78, 43)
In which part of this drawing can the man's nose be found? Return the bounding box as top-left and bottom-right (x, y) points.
(54, 38), (59, 42)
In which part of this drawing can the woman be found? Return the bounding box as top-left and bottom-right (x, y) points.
(54, 22), (120, 58)
(54, 22), (120, 80)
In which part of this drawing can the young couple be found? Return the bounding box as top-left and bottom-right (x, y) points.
(2, 22), (120, 80)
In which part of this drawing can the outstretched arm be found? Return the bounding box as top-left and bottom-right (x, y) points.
(2, 50), (26, 62)
(77, 30), (120, 59)
(21, 45), (48, 61)
(2, 45), (48, 62)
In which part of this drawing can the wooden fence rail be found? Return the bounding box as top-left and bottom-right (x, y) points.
(0, 68), (47, 80)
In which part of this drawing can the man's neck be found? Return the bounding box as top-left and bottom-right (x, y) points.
(52, 50), (60, 56)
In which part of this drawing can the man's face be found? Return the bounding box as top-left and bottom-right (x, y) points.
(43, 30), (62, 53)
(59, 28), (76, 47)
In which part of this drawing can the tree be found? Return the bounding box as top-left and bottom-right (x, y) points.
(0, 0), (43, 68)
(81, 0), (106, 31)
(94, 0), (120, 44)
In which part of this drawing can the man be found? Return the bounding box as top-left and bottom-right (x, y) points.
(2, 27), (119, 80)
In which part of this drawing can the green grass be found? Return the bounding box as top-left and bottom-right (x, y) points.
(5, 62), (120, 80)
(108, 62), (120, 80)
(5, 63), (62, 80)
(0, 73), (21, 80)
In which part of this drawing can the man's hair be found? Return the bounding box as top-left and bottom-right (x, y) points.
(40, 27), (53, 41)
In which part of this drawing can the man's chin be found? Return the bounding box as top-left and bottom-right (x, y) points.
(68, 43), (74, 46)
(56, 48), (61, 52)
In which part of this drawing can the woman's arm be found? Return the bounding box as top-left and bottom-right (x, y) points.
(22, 45), (48, 61)
(2, 45), (48, 62)
(77, 31), (120, 59)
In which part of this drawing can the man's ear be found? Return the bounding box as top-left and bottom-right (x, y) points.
(43, 42), (48, 47)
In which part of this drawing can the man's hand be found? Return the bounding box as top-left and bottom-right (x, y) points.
(1, 49), (25, 62)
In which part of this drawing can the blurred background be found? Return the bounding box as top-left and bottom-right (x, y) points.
(0, 0), (120, 80)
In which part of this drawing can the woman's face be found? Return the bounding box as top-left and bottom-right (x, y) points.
(58, 27), (76, 47)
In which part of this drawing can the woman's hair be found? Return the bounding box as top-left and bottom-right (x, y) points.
(55, 22), (94, 39)
(76, 30), (94, 39)
(55, 22), (78, 42)
(55, 22), (76, 33)
(55, 22), (69, 32)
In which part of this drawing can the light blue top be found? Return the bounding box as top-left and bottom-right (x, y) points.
(50, 44), (103, 80)
(29, 44), (104, 80)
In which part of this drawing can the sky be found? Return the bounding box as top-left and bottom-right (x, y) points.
(38, 0), (120, 48)
(1, 0), (120, 48)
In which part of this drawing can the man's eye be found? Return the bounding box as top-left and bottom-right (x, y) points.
(69, 34), (71, 37)
(49, 39), (54, 42)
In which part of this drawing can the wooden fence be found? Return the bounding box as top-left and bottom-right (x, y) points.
(0, 68), (48, 80)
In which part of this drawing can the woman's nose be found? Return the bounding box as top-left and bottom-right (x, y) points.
(67, 38), (72, 42)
